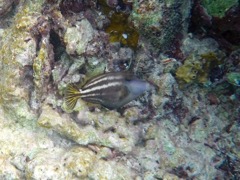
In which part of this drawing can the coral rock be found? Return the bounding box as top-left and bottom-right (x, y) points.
(64, 19), (94, 55)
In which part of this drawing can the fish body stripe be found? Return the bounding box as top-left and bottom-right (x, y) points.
(83, 74), (124, 89)
(84, 73), (114, 86)
(86, 73), (108, 83)
(80, 92), (105, 98)
(80, 81), (122, 95)
(84, 73), (108, 85)
(82, 97), (104, 104)
(86, 72), (126, 83)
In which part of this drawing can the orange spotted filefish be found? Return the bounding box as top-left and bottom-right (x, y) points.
(65, 72), (152, 110)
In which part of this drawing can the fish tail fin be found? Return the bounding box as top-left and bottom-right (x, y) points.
(64, 84), (81, 110)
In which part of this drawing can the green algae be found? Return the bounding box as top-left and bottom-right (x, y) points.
(202, 0), (238, 18)
(176, 52), (221, 84)
(227, 72), (240, 86)
(0, 0), (45, 125)
(98, 0), (139, 49)
(33, 44), (48, 88)
(105, 12), (139, 49)
(130, 0), (191, 52)
(130, 0), (162, 48)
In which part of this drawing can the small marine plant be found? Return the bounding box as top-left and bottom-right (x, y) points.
(176, 52), (222, 85)
(98, 0), (139, 48)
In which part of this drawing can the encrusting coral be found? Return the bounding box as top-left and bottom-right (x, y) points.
(176, 52), (222, 84)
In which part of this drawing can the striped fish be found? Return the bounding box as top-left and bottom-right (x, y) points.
(64, 72), (151, 110)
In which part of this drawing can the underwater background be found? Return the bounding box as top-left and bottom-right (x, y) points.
(0, 0), (240, 179)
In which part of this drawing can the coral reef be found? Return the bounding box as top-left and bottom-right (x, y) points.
(227, 72), (240, 86)
(105, 12), (139, 49)
(130, 0), (192, 54)
(38, 104), (136, 153)
(176, 36), (226, 85)
(0, 0), (239, 179)
(0, 0), (15, 16)
(98, 0), (139, 49)
(189, 2), (240, 51)
(60, 0), (86, 14)
(176, 52), (222, 84)
(0, 0), (45, 125)
(201, 0), (238, 18)
(64, 19), (94, 55)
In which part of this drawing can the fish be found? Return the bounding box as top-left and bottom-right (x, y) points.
(64, 71), (152, 110)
